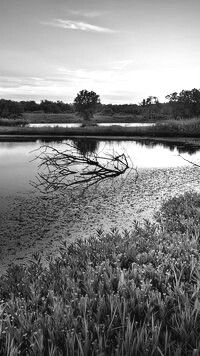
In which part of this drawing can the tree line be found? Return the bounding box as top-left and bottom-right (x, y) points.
(1, 88), (200, 119)
(0, 99), (74, 118)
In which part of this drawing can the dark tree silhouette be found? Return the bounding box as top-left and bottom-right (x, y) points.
(73, 89), (101, 125)
(165, 88), (200, 118)
(139, 96), (160, 119)
(31, 142), (133, 194)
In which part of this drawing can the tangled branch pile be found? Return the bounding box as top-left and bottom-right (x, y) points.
(32, 143), (133, 193)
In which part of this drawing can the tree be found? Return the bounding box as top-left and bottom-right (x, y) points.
(139, 96), (160, 119)
(0, 99), (23, 118)
(165, 88), (200, 118)
(73, 90), (101, 124)
(165, 92), (179, 102)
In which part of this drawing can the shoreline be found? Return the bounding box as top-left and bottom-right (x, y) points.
(1, 165), (200, 274)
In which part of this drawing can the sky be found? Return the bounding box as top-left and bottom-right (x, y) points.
(1, 0), (200, 104)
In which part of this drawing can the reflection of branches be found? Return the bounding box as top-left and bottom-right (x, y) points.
(177, 154), (200, 168)
(31, 142), (135, 194)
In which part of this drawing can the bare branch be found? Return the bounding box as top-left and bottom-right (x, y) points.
(31, 142), (135, 194)
(177, 154), (200, 168)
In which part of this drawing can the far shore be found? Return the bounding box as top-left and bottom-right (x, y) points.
(1, 124), (200, 138)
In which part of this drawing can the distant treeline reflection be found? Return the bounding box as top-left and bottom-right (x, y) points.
(70, 138), (200, 156)
(135, 139), (200, 155)
(0, 137), (199, 156)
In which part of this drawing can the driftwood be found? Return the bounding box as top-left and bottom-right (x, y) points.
(31, 142), (134, 194)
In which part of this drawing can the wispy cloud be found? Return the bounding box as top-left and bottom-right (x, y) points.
(41, 19), (116, 33)
(68, 9), (104, 18)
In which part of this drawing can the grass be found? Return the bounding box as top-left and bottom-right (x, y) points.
(23, 113), (80, 124)
(154, 117), (200, 137)
(0, 118), (28, 127)
(1, 192), (200, 354)
(0, 124), (156, 137)
(22, 113), (151, 124)
(1, 117), (200, 138)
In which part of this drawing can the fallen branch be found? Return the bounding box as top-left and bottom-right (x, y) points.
(31, 142), (136, 194)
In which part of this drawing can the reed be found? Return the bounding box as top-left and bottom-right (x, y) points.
(0, 118), (28, 127)
(1, 117), (200, 138)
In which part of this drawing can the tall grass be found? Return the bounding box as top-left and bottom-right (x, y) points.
(1, 117), (200, 138)
(0, 118), (28, 127)
(154, 117), (200, 137)
(23, 113), (150, 124)
(1, 192), (200, 354)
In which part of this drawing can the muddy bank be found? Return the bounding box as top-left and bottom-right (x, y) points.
(0, 165), (200, 273)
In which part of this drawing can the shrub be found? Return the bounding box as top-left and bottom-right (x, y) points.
(0, 193), (200, 354)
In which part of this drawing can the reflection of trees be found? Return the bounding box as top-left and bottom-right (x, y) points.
(72, 138), (99, 156)
(135, 139), (200, 155)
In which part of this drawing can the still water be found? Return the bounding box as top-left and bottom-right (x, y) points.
(0, 138), (200, 195)
(29, 123), (155, 128)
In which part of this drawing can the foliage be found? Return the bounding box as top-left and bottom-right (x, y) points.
(100, 104), (140, 116)
(154, 117), (200, 137)
(2, 87), (200, 121)
(139, 96), (160, 120)
(0, 99), (74, 118)
(74, 90), (101, 123)
(165, 88), (200, 118)
(155, 191), (200, 234)
(1, 193), (200, 354)
(0, 99), (23, 118)
(40, 100), (73, 114)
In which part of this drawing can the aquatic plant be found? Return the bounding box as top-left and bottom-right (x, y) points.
(0, 193), (200, 354)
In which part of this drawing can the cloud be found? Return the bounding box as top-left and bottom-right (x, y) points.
(68, 9), (104, 18)
(2, 66), (200, 104)
(41, 19), (116, 33)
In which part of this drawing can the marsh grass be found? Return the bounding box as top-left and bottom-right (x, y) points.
(154, 117), (200, 137)
(0, 118), (28, 127)
(1, 117), (200, 138)
(1, 193), (200, 354)
(23, 113), (147, 124)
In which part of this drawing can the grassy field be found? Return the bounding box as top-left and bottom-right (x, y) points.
(22, 112), (152, 124)
(0, 118), (28, 126)
(1, 192), (200, 354)
(0, 124), (156, 137)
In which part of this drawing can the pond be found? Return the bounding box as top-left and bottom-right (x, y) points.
(29, 122), (155, 128)
(1, 138), (200, 196)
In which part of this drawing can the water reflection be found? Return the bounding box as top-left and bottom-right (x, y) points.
(29, 122), (155, 128)
(136, 140), (200, 155)
(1, 138), (200, 195)
(72, 138), (99, 155)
